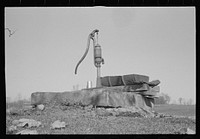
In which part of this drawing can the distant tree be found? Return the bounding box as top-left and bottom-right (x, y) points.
(185, 99), (190, 105)
(181, 98), (188, 105)
(155, 96), (164, 104)
(6, 97), (11, 103)
(164, 94), (170, 104)
(178, 97), (183, 105)
(188, 98), (193, 105)
(17, 93), (22, 101)
(155, 93), (171, 105)
(72, 84), (79, 91)
(73, 85), (76, 91)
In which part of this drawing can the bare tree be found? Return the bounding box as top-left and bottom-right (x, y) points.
(154, 93), (171, 105)
(73, 85), (76, 91)
(17, 93), (22, 101)
(178, 97), (183, 105)
(164, 94), (170, 104)
(72, 84), (79, 91)
(182, 98), (187, 105)
(187, 98), (193, 105)
(5, 28), (17, 37)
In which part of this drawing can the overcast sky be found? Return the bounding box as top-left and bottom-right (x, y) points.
(5, 7), (195, 103)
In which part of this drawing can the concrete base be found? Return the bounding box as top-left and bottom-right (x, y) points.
(31, 86), (159, 110)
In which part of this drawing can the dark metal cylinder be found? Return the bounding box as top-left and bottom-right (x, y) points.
(94, 44), (102, 58)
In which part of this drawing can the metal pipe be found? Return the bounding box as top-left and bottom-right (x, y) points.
(96, 67), (102, 87)
(74, 29), (103, 88)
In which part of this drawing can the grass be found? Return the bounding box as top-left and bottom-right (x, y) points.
(6, 102), (196, 134)
(7, 101), (195, 117)
(153, 104), (196, 117)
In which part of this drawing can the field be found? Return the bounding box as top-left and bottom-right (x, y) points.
(6, 101), (196, 134)
(154, 104), (196, 117)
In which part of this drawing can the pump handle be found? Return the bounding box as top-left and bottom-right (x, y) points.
(90, 29), (99, 38)
(74, 29), (99, 74)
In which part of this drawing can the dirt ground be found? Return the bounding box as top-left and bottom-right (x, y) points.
(6, 104), (196, 134)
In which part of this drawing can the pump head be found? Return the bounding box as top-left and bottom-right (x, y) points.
(74, 29), (104, 74)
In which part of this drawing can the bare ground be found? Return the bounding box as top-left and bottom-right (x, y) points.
(6, 104), (196, 134)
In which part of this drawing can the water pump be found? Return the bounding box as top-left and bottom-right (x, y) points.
(75, 29), (104, 88)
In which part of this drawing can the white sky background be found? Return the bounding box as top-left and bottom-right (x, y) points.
(5, 7), (195, 103)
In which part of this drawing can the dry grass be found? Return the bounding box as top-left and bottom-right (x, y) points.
(153, 104), (196, 117)
(6, 103), (196, 134)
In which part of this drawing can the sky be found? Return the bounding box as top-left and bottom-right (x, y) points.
(5, 7), (195, 104)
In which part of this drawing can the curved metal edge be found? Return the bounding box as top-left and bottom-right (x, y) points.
(74, 29), (99, 74)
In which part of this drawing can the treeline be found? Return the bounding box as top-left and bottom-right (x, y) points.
(6, 96), (31, 109)
(154, 93), (170, 104)
(154, 93), (194, 105)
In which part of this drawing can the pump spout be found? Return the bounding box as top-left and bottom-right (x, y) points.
(75, 29), (99, 74)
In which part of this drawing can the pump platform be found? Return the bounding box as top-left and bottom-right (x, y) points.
(31, 74), (160, 111)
